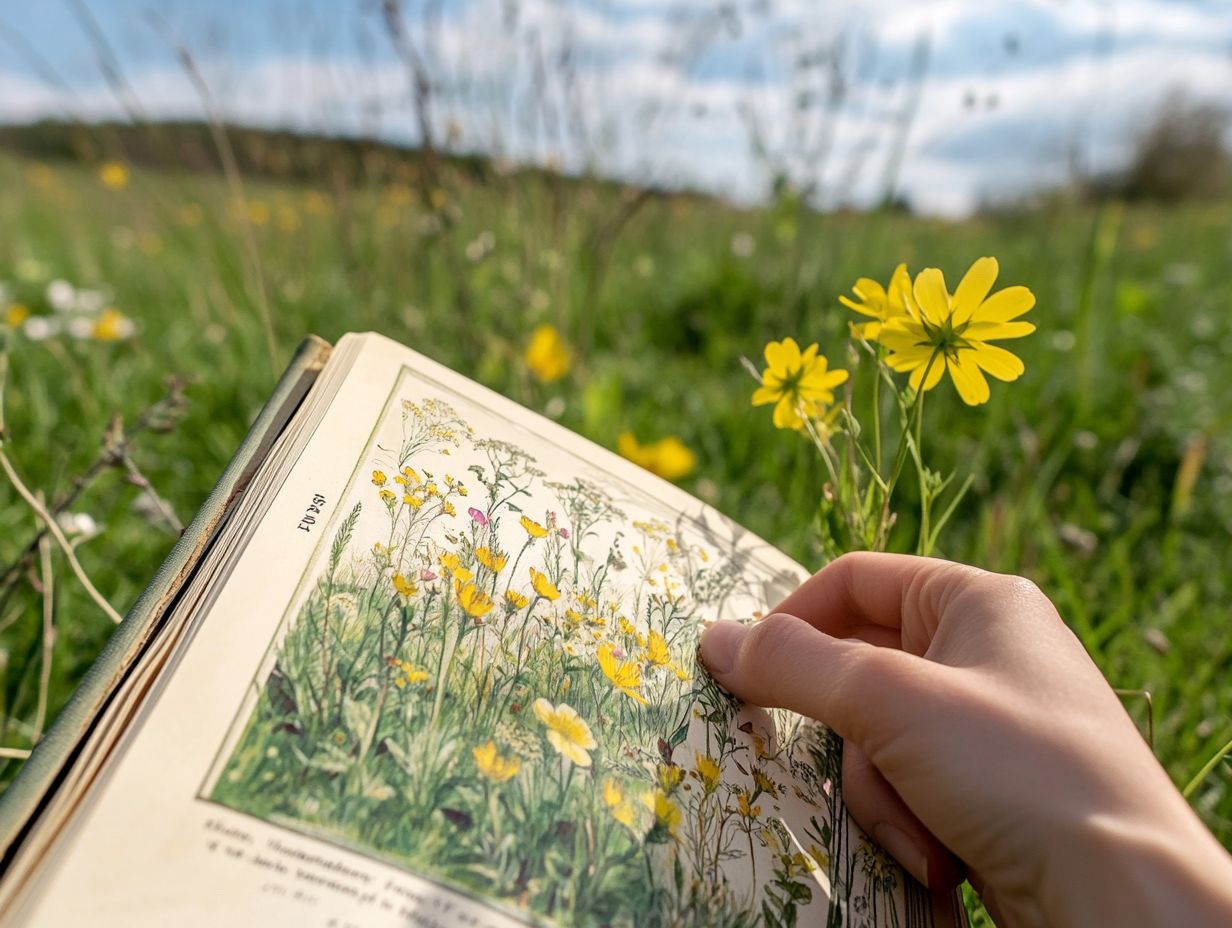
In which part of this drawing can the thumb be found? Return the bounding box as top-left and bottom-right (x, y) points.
(698, 613), (932, 749)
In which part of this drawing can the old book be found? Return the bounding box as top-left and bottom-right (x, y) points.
(0, 333), (963, 926)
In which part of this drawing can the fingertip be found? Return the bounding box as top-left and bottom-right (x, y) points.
(699, 620), (749, 678)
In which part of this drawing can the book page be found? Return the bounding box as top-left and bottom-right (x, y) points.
(13, 334), (957, 927)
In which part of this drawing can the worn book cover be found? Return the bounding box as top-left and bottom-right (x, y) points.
(0, 333), (963, 927)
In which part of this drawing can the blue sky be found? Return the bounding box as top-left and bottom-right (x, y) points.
(3, 0), (1231, 214)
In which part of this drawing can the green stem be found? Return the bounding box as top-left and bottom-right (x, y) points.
(1182, 734), (1232, 799)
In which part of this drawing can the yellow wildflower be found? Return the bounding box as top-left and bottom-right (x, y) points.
(379, 488), (396, 505)
(391, 573), (417, 598)
(475, 547), (508, 573)
(529, 567), (560, 601)
(99, 161), (129, 189)
(473, 741), (521, 783)
(597, 642), (647, 705)
(402, 465), (422, 485)
(455, 580), (495, 619)
(753, 769), (780, 798)
(752, 338), (849, 431)
(424, 482), (440, 497)
(442, 501), (456, 517)
(695, 753), (721, 793)
(525, 323), (571, 383)
(532, 698), (596, 767)
(643, 630), (672, 667)
(372, 470), (388, 486)
(878, 257), (1036, 405)
(439, 552), (466, 577)
(505, 590), (530, 610)
(839, 262), (913, 340)
(617, 433), (697, 481)
(4, 304), (30, 327)
(603, 778), (624, 809)
(520, 515), (549, 538)
(91, 308), (133, 341)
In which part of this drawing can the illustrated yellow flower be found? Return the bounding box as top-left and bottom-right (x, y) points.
(617, 433), (696, 481)
(529, 567), (560, 601)
(402, 465), (422, 485)
(603, 778), (625, 809)
(752, 338), (849, 431)
(525, 323), (571, 383)
(642, 788), (682, 836)
(532, 698), (596, 767)
(695, 753), (721, 793)
(505, 590), (530, 610)
(391, 573), (417, 598)
(439, 552), (470, 580)
(603, 779), (642, 829)
(657, 763), (684, 792)
(520, 515), (549, 538)
(878, 257), (1035, 405)
(379, 488), (396, 505)
(839, 262), (913, 340)
(473, 741), (521, 783)
(4, 304), (30, 327)
(737, 789), (761, 819)
(597, 642), (647, 705)
(99, 161), (129, 189)
(455, 580), (494, 619)
(371, 470), (388, 487)
(474, 546), (508, 573)
(753, 768), (780, 798)
(642, 630), (673, 668)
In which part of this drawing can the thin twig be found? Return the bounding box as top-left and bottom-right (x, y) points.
(120, 452), (184, 534)
(0, 450), (123, 624)
(34, 529), (54, 739)
(0, 747), (31, 761)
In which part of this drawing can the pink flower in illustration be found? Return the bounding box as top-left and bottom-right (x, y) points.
(468, 507), (488, 525)
(420, 569), (437, 582)
(559, 527), (571, 540)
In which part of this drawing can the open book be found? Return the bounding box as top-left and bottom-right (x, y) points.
(0, 333), (963, 926)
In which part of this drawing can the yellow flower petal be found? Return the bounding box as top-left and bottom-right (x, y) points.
(963, 320), (1036, 341)
(947, 352), (991, 405)
(951, 256), (999, 325)
(971, 343), (1026, 381)
(913, 268), (951, 326)
(751, 384), (780, 406)
(970, 286), (1036, 324)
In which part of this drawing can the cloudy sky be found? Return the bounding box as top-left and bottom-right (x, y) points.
(3, 0), (1231, 214)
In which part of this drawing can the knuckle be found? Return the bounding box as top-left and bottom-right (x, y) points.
(741, 613), (807, 669)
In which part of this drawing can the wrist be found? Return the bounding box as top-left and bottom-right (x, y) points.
(1042, 802), (1232, 928)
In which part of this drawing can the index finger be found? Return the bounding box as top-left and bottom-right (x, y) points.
(772, 552), (988, 653)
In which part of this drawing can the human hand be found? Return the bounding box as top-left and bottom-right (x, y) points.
(700, 552), (1232, 928)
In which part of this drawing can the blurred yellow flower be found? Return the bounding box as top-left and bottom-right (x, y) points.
(642, 788), (682, 836)
(879, 257), (1035, 405)
(520, 515), (549, 538)
(379, 488), (396, 504)
(525, 324), (571, 383)
(474, 546), (508, 572)
(752, 338), (848, 431)
(455, 580), (494, 619)
(402, 465), (422, 485)
(92, 308), (134, 341)
(505, 590), (530, 610)
(4, 304), (30, 327)
(472, 741), (521, 783)
(99, 161), (129, 189)
(839, 262), (913, 340)
(372, 470), (388, 486)
(532, 698), (596, 766)
(529, 567), (560, 601)
(597, 642), (647, 704)
(695, 753), (721, 793)
(617, 433), (696, 481)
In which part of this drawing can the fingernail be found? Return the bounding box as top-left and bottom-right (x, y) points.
(699, 621), (748, 677)
(873, 823), (929, 888)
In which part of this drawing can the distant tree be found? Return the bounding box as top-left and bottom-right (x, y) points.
(1093, 92), (1230, 202)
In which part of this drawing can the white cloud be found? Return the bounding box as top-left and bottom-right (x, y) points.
(3, 0), (1231, 215)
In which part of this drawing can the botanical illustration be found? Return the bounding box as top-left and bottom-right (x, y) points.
(210, 377), (926, 927)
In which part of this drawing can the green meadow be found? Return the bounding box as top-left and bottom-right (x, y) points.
(0, 136), (1229, 861)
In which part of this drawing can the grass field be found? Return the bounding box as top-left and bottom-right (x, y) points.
(0, 139), (1229, 870)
